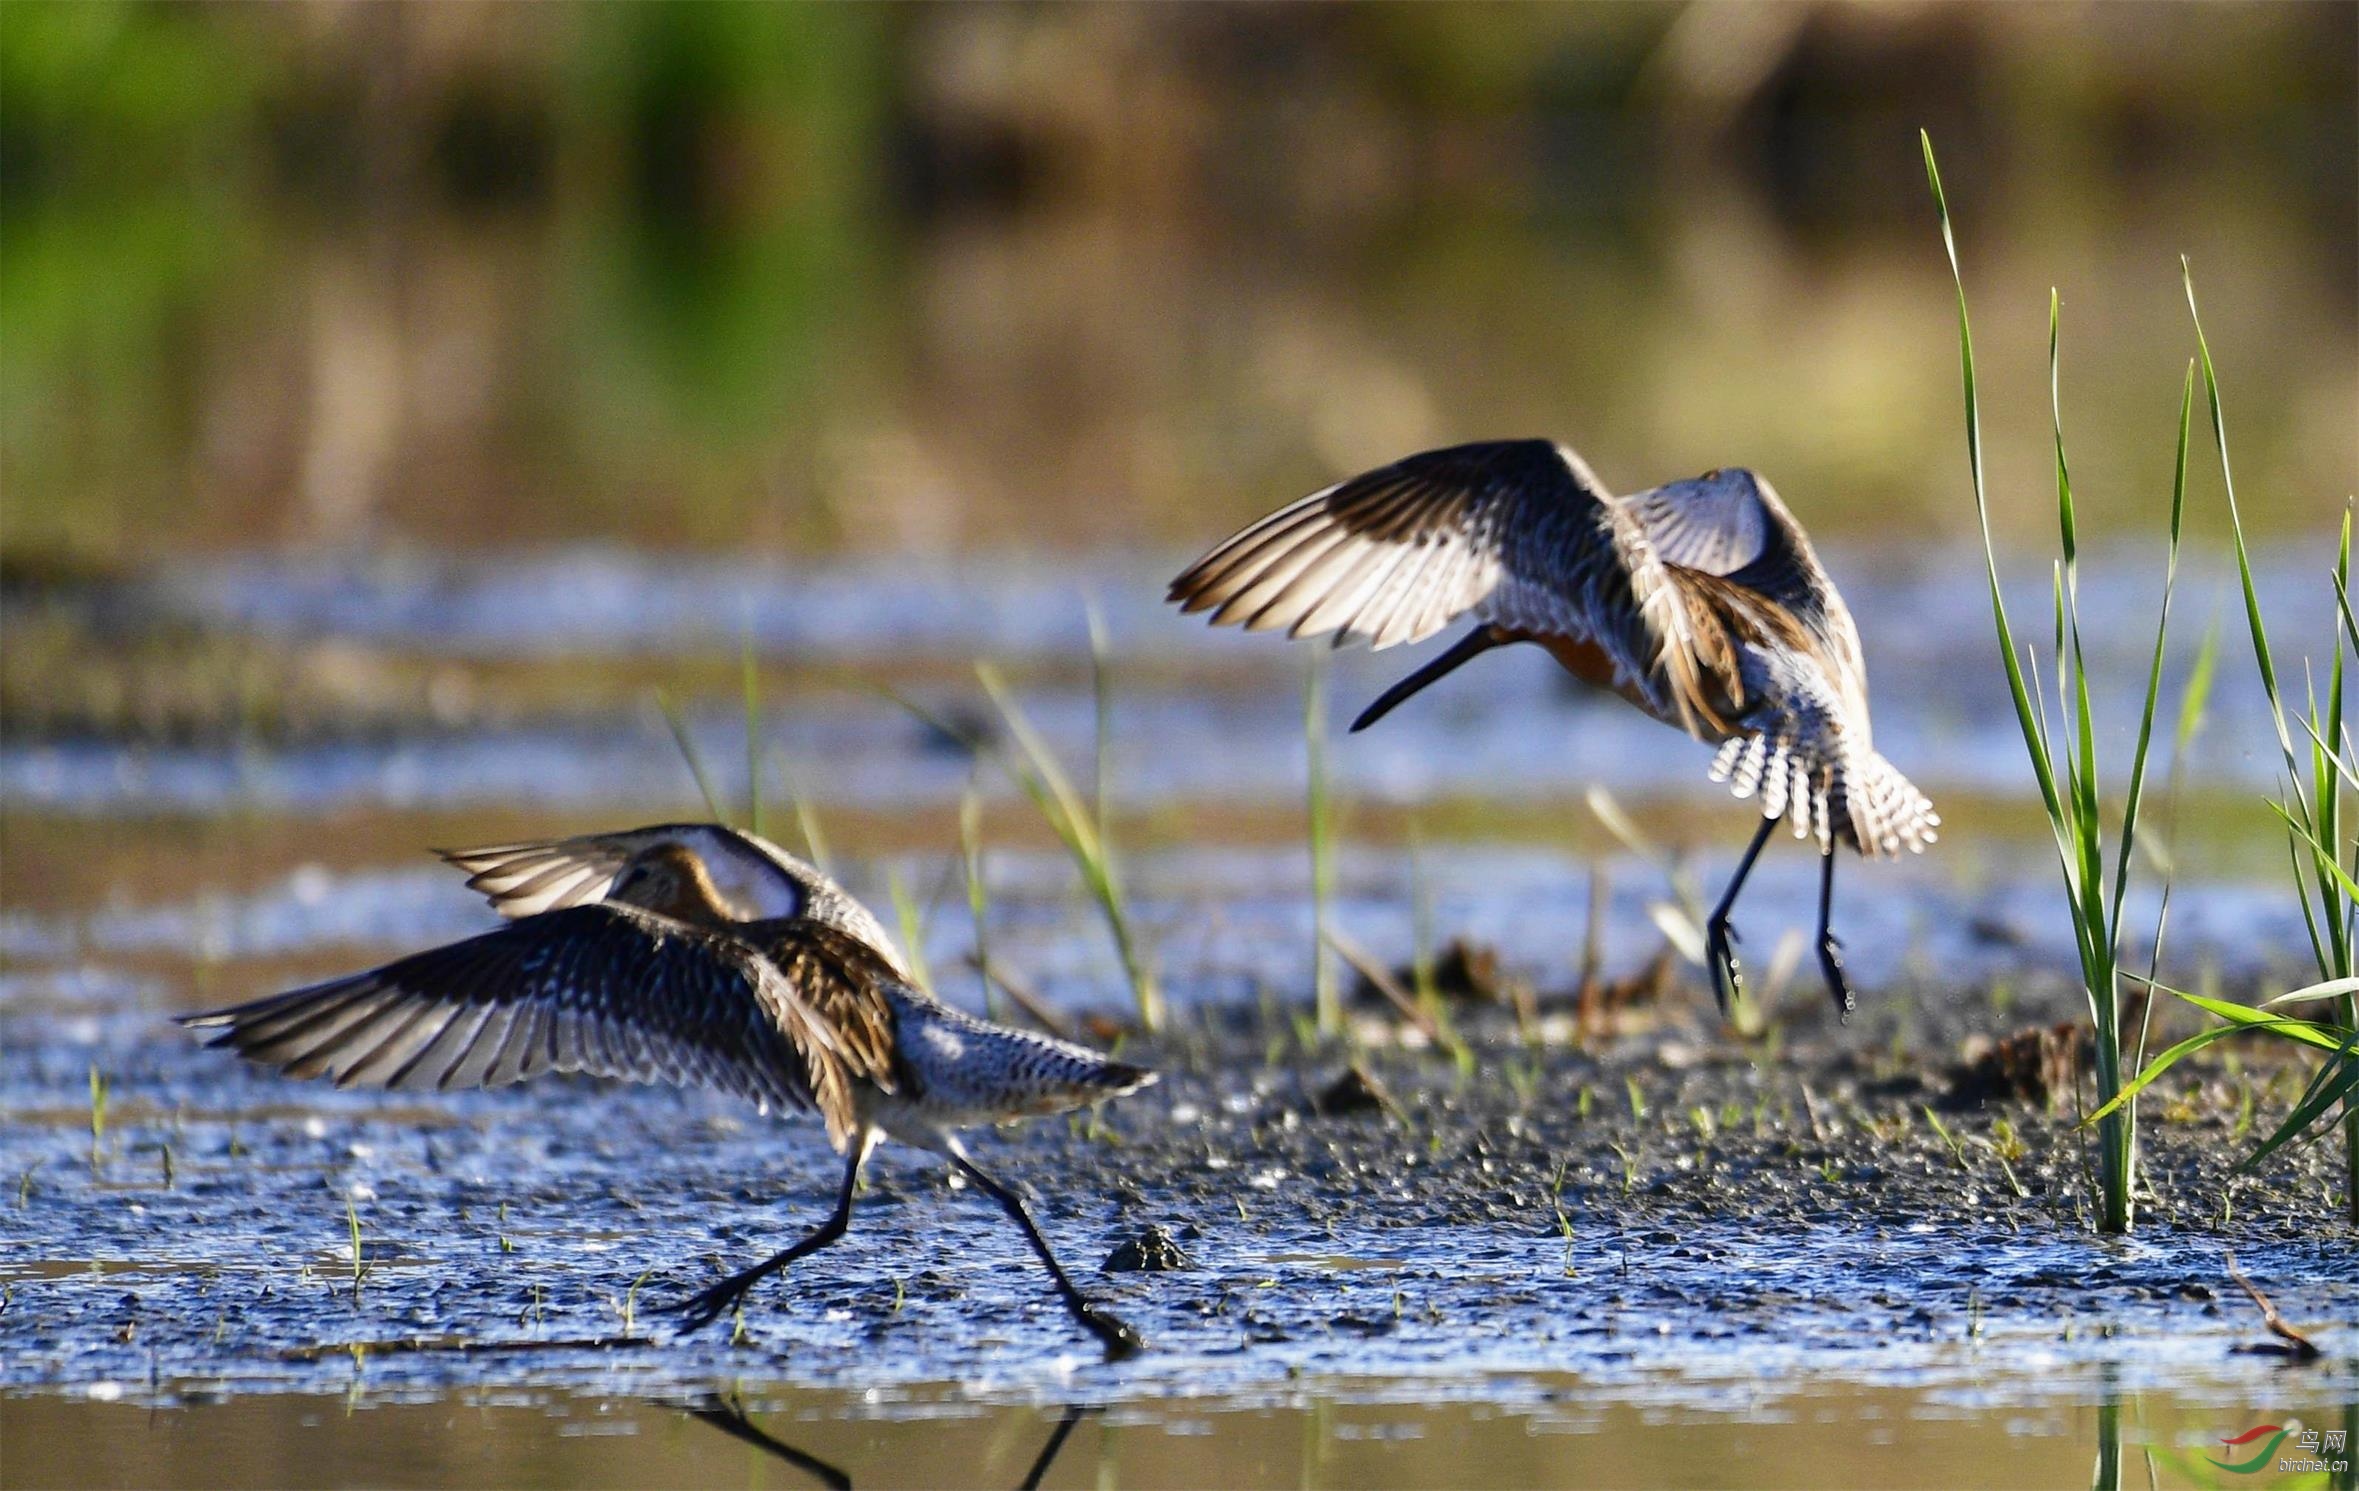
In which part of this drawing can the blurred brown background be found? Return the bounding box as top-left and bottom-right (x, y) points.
(5, 1), (2351, 573)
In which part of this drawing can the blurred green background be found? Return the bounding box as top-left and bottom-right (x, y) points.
(3, 1), (2351, 570)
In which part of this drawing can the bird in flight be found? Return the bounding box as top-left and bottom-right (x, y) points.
(1169, 440), (1936, 1017)
(181, 823), (1155, 1354)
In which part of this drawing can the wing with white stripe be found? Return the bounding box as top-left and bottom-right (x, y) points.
(179, 903), (888, 1146)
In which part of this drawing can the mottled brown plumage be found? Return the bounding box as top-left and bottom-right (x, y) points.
(1170, 438), (1937, 1015)
(181, 823), (1154, 1353)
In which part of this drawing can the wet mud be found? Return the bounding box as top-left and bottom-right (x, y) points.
(5, 984), (2351, 1412)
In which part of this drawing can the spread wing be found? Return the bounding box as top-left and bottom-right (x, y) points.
(1169, 439), (1723, 731)
(179, 903), (891, 1147)
(436, 824), (810, 922)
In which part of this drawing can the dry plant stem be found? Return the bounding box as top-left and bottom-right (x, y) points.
(960, 954), (1078, 1043)
(2224, 1251), (2323, 1362)
(1324, 926), (1464, 1061)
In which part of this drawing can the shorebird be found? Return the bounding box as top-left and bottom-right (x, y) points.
(180, 823), (1155, 1353)
(1168, 440), (1937, 1016)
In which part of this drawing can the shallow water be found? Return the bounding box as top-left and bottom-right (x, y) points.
(4, 546), (2351, 1487)
(10, 1374), (2359, 1491)
(8, 991), (2359, 1483)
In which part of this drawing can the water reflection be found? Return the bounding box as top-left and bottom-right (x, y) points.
(10, 1377), (2358, 1491)
(2090, 1363), (2122, 1491)
(676, 1394), (1096, 1491)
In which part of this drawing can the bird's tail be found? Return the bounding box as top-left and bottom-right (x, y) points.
(1711, 736), (1938, 859)
(892, 995), (1157, 1120)
(1834, 748), (1940, 859)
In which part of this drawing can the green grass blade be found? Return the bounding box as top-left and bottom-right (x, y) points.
(960, 780), (994, 1014)
(1086, 598), (1114, 848)
(2174, 622), (2218, 758)
(2049, 291), (2080, 573)
(2087, 1023), (2264, 1126)
(2284, 813), (2333, 977)
(977, 664), (1103, 863)
(2050, 320), (2108, 988)
(2186, 260), (2300, 782)
(2319, 516), (2350, 973)
(2304, 712), (2359, 800)
(972, 663), (1159, 1030)
(740, 621), (764, 839)
(1305, 647), (1338, 1034)
(2335, 564), (2359, 663)
(1923, 133), (2068, 841)
(887, 866), (934, 995)
(2270, 799), (2359, 907)
(2240, 1030), (2359, 1171)
(2107, 364), (2194, 944)
(654, 689), (727, 824)
(2162, 986), (2354, 1055)
(774, 745), (834, 875)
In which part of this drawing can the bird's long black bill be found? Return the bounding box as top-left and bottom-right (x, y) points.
(1349, 627), (1506, 733)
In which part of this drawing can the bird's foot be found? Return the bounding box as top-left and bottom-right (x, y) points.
(677, 1270), (767, 1334)
(1076, 1302), (1144, 1360)
(1705, 919), (1745, 1016)
(1819, 932), (1855, 1023)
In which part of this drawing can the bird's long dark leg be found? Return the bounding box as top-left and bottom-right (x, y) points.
(1349, 627), (1506, 733)
(1817, 849), (1856, 1022)
(951, 1153), (1143, 1358)
(1705, 815), (1778, 1015)
(677, 1141), (865, 1333)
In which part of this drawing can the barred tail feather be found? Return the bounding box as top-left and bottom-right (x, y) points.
(1711, 734), (1936, 859)
(1842, 749), (1939, 859)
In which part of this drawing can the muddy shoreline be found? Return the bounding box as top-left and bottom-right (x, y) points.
(5, 977), (2350, 1411)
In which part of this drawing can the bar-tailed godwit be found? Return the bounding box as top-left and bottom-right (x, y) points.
(1169, 441), (1936, 1016)
(180, 823), (1154, 1353)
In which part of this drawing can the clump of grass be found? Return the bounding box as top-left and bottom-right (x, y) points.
(956, 661), (1162, 1032)
(1925, 133), (2190, 1234)
(2188, 290), (2359, 1214)
(2088, 286), (2359, 1215)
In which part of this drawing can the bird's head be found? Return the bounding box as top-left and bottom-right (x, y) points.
(611, 843), (742, 925)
